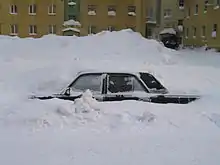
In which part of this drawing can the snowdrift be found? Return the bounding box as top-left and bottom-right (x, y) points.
(1, 29), (220, 165)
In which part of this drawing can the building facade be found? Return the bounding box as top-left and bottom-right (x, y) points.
(0, 0), (64, 38)
(79, 0), (147, 36)
(146, 0), (184, 40)
(183, 0), (220, 49)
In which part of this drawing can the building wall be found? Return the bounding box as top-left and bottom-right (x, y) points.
(160, 0), (184, 29)
(79, 0), (146, 36)
(184, 0), (220, 49)
(0, 0), (64, 38)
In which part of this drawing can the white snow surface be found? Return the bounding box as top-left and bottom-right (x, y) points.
(0, 29), (220, 165)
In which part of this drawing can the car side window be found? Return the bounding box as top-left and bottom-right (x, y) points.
(107, 74), (145, 93)
(139, 72), (165, 90)
(70, 74), (102, 93)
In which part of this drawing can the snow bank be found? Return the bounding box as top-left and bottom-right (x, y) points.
(1, 30), (220, 165)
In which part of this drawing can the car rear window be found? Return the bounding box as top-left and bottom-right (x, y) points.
(139, 72), (165, 90)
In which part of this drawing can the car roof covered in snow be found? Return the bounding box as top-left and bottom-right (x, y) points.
(76, 69), (150, 76)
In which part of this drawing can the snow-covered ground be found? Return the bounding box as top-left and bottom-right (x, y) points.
(1, 29), (220, 165)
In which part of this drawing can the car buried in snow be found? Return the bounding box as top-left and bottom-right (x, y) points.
(31, 70), (200, 104)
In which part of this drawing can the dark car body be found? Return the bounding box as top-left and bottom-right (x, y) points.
(160, 33), (180, 50)
(32, 71), (200, 104)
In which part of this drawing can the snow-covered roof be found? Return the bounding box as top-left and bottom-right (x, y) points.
(159, 28), (176, 35)
(68, 2), (76, 5)
(62, 27), (80, 32)
(63, 19), (81, 26)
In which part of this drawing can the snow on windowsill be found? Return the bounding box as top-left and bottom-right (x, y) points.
(108, 11), (116, 16)
(146, 20), (157, 24)
(68, 2), (76, 6)
(179, 6), (184, 10)
(177, 25), (183, 32)
(88, 10), (96, 16)
(214, 5), (219, 10)
(29, 13), (36, 16)
(10, 13), (17, 15)
(193, 36), (196, 39)
(201, 36), (206, 38)
(48, 13), (56, 16)
(164, 15), (171, 19)
(194, 13), (198, 16)
(29, 33), (37, 36)
(185, 36), (188, 39)
(128, 12), (136, 16)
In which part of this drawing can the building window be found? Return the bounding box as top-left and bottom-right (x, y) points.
(107, 26), (115, 32)
(178, 19), (183, 25)
(29, 4), (36, 15)
(193, 26), (197, 38)
(88, 5), (96, 15)
(128, 6), (136, 16)
(147, 7), (154, 19)
(204, 1), (208, 13)
(164, 9), (172, 18)
(10, 24), (18, 35)
(185, 27), (189, 38)
(108, 5), (116, 16)
(48, 25), (56, 34)
(215, 0), (220, 6)
(10, 5), (17, 14)
(202, 26), (206, 37)
(88, 25), (96, 34)
(212, 24), (217, 38)
(29, 25), (37, 35)
(179, 0), (184, 9)
(195, 4), (198, 15)
(48, 4), (56, 15)
(187, 7), (191, 17)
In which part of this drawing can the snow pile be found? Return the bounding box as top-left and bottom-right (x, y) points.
(0, 30), (220, 165)
(74, 90), (100, 113)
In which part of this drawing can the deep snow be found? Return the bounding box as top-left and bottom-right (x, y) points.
(0, 29), (220, 165)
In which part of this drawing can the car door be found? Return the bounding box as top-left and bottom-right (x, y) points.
(103, 73), (149, 101)
(66, 73), (105, 101)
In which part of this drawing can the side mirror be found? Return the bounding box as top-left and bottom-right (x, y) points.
(64, 87), (71, 96)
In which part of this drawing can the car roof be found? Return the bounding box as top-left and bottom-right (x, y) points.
(76, 69), (150, 76)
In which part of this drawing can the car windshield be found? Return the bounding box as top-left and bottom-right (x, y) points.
(139, 72), (166, 90)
